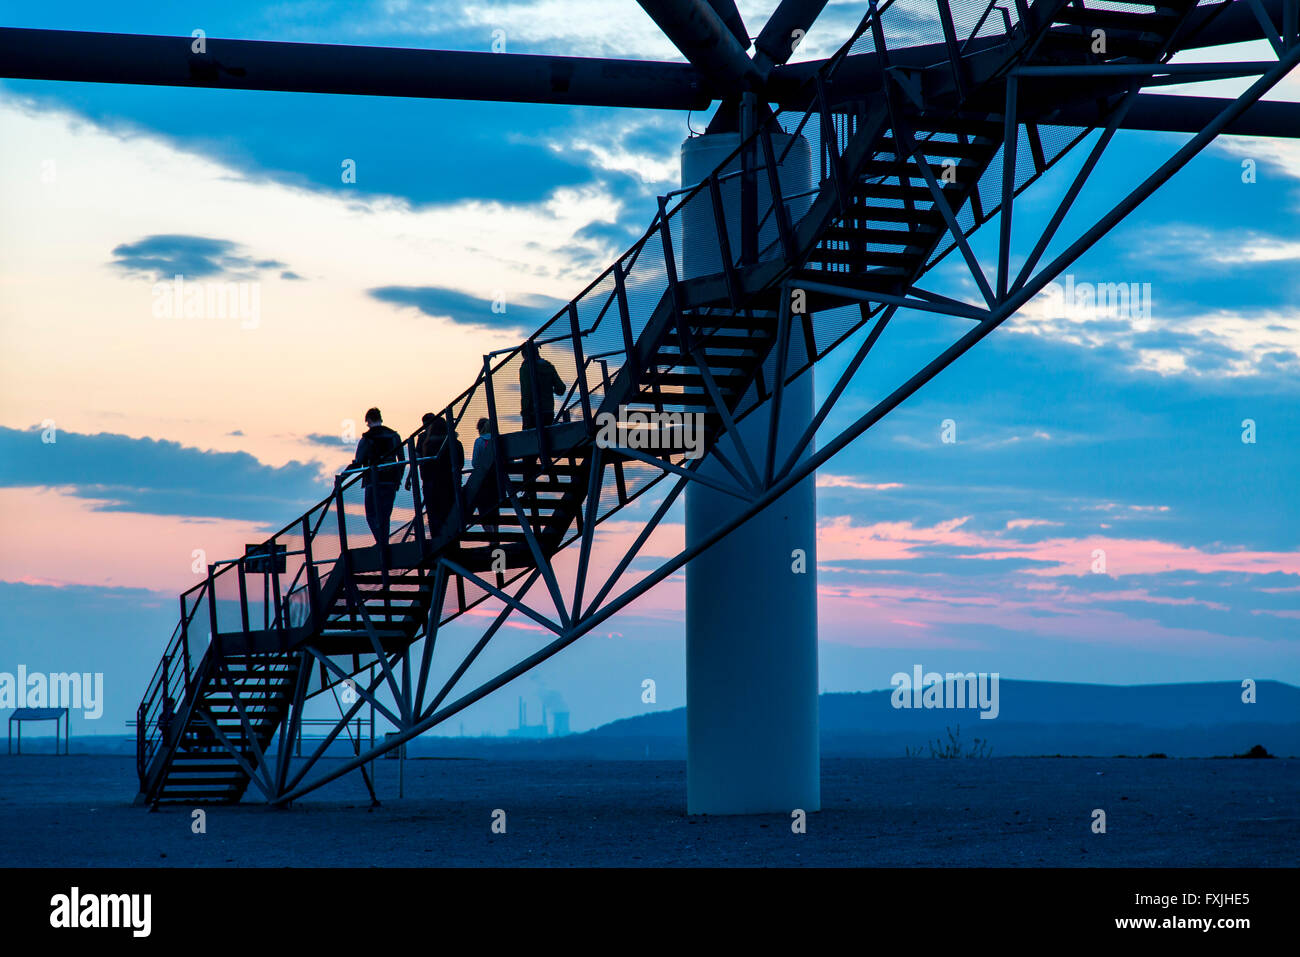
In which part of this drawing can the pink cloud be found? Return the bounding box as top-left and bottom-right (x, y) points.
(816, 513), (1300, 578)
(817, 474), (904, 491)
(0, 487), (270, 592)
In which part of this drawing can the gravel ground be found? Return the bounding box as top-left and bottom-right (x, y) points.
(0, 755), (1295, 867)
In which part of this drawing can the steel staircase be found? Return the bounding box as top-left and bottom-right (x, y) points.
(135, 0), (1222, 804)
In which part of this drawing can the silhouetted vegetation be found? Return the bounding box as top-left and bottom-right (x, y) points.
(908, 724), (993, 759)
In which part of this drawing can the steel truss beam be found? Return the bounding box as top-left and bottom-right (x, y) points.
(3, 2), (1285, 110)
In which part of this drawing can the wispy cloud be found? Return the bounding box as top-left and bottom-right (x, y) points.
(110, 234), (291, 281)
(817, 474), (904, 491)
(368, 284), (562, 331)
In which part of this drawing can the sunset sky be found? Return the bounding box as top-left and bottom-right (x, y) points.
(1, 0), (1297, 736)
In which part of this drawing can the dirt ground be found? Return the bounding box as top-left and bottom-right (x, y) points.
(0, 755), (1295, 867)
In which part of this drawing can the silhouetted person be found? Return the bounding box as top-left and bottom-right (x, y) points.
(347, 407), (405, 563)
(470, 417), (499, 539)
(159, 694), (174, 740)
(412, 413), (464, 538)
(519, 340), (566, 430)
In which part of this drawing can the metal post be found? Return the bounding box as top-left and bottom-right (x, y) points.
(408, 436), (427, 553)
(333, 476), (355, 625)
(206, 565), (220, 657)
(936, 0), (966, 98)
(179, 594), (191, 694)
(482, 355), (509, 528)
(303, 513), (321, 629)
(135, 703), (145, 774)
(658, 196), (685, 321)
(568, 302), (592, 424)
(268, 535), (283, 646)
(760, 127), (796, 261)
(740, 91), (758, 264)
(997, 76), (1018, 300)
(445, 407), (463, 532)
(613, 259), (639, 383)
(237, 559), (250, 636)
(814, 76), (847, 213)
(707, 172), (741, 305)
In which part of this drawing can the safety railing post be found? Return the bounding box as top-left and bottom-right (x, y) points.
(179, 594), (191, 695)
(707, 171), (740, 305)
(207, 566), (221, 659)
(237, 558), (251, 637)
(740, 92), (758, 265)
(759, 126), (795, 261)
(302, 513), (319, 629)
(568, 302), (592, 425)
(1012, 0), (1030, 36)
(136, 701), (147, 781)
(936, 0), (967, 99)
(409, 436), (427, 555)
(814, 75), (847, 215)
(334, 475), (354, 622)
(657, 195), (688, 332)
(368, 459), (392, 586)
(160, 657), (169, 741)
(482, 355), (509, 524)
(653, 197), (681, 417)
(444, 407), (463, 532)
(268, 534), (283, 648)
(613, 259), (639, 385)
(868, 0), (891, 67)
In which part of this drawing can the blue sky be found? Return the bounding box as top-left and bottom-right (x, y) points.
(0, 0), (1296, 737)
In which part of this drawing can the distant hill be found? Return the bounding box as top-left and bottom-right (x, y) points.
(39, 680), (1300, 760)
(410, 679), (1300, 759)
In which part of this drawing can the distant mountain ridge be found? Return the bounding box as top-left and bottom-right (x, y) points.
(590, 679), (1299, 736)
(40, 680), (1300, 760)
(420, 679), (1300, 759)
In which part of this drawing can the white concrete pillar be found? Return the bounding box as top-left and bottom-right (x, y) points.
(680, 132), (819, 814)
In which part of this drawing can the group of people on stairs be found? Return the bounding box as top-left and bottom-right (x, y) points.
(344, 341), (568, 558)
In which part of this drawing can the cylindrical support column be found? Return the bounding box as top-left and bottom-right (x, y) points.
(680, 132), (819, 815)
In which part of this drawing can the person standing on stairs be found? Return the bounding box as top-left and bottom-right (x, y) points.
(519, 339), (566, 431)
(518, 340), (566, 523)
(412, 412), (464, 538)
(347, 407), (406, 564)
(469, 416), (499, 540)
(158, 694), (174, 741)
